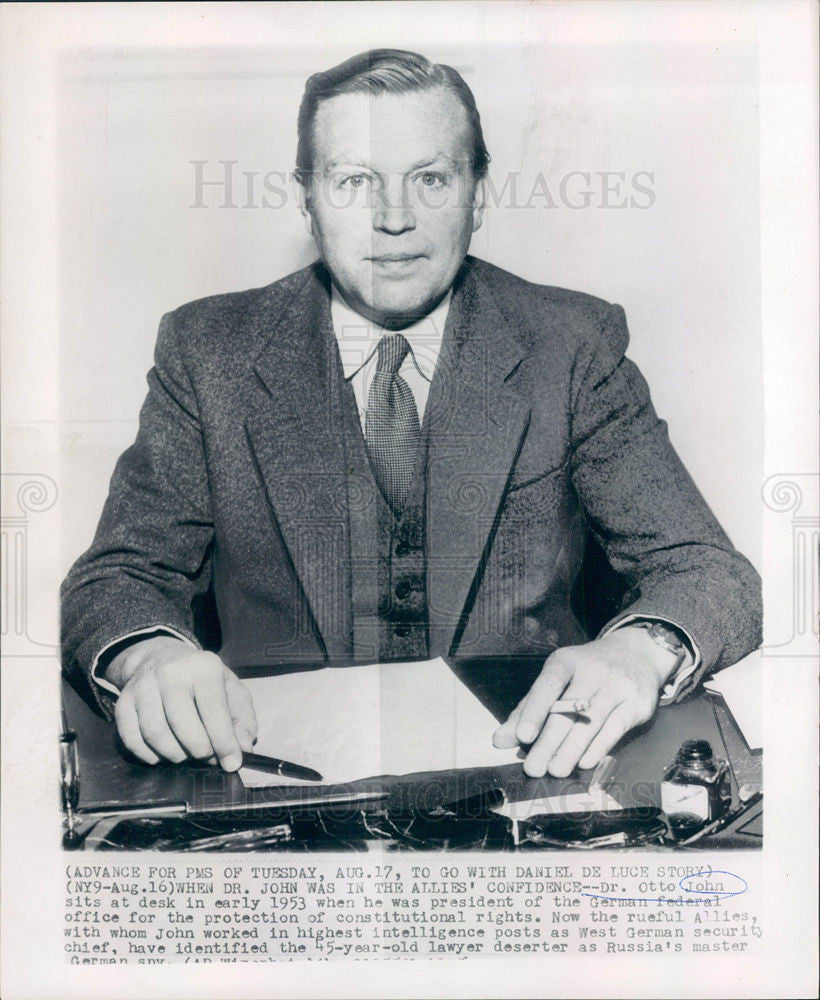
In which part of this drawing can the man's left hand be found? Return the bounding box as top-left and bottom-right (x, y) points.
(493, 626), (680, 777)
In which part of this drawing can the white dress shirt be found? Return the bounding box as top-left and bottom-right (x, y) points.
(330, 285), (451, 427)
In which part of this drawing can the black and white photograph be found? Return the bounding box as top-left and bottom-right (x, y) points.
(1, 2), (816, 998)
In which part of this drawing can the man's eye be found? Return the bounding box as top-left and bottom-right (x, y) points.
(339, 174), (370, 189)
(417, 172), (445, 188)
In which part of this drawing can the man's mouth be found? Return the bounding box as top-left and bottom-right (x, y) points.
(368, 253), (425, 263)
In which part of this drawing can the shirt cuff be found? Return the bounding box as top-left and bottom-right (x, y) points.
(90, 626), (198, 697)
(600, 614), (701, 705)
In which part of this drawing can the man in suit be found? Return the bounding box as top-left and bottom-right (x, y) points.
(61, 49), (761, 780)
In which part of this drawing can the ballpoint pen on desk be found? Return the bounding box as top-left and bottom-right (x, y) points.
(240, 751), (323, 782)
(189, 751), (323, 781)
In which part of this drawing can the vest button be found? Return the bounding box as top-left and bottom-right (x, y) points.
(394, 624), (411, 637)
(395, 543), (410, 557)
(395, 581), (412, 600)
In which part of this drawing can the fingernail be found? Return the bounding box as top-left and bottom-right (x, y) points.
(517, 722), (538, 744)
(523, 757), (545, 778)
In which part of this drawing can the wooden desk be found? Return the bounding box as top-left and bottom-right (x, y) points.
(61, 663), (761, 850)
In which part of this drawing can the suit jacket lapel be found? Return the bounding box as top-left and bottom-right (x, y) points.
(425, 259), (531, 656)
(244, 264), (352, 660)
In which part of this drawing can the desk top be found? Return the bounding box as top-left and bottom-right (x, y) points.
(62, 665), (761, 850)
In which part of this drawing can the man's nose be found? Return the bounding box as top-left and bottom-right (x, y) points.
(372, 184), (416, 235)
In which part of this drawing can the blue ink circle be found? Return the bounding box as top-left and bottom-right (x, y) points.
(679, 870), (747, 897)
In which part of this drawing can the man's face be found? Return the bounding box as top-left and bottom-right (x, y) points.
(302, 87), (484, 328)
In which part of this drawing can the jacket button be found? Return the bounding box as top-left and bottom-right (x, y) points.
(395, 542), (410, 557)
(395, 581), (412, 600)
(394, 624), (411, 637)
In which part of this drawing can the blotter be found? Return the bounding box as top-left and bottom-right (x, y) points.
(239, 658), (522, 787)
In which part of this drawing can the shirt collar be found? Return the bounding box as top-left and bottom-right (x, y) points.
(330, 284), (451, 382)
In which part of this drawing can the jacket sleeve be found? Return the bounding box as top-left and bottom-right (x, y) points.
(60, 311), (213, 718)
(568, 303), (762, 699)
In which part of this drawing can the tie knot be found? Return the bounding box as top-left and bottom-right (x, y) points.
(375, 333), (411, 376)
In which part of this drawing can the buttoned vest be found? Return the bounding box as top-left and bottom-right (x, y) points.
(340, 376), (429, 664)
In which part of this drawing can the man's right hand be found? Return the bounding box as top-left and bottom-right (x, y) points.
(104, 636), (257, 771)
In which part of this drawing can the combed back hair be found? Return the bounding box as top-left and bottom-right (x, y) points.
(295, 48), (491, 183)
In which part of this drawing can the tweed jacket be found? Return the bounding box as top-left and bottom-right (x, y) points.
(61, 256), (762, 717)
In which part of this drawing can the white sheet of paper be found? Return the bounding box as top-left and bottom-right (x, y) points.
(239, 657), (523, 787)
(704, 649), (762, 750)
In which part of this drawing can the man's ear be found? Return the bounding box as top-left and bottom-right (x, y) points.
(471, 176), (486, 233)
(294, 175), (314, 238)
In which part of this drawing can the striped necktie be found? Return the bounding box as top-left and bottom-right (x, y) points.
(365, 333), (421, 517)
